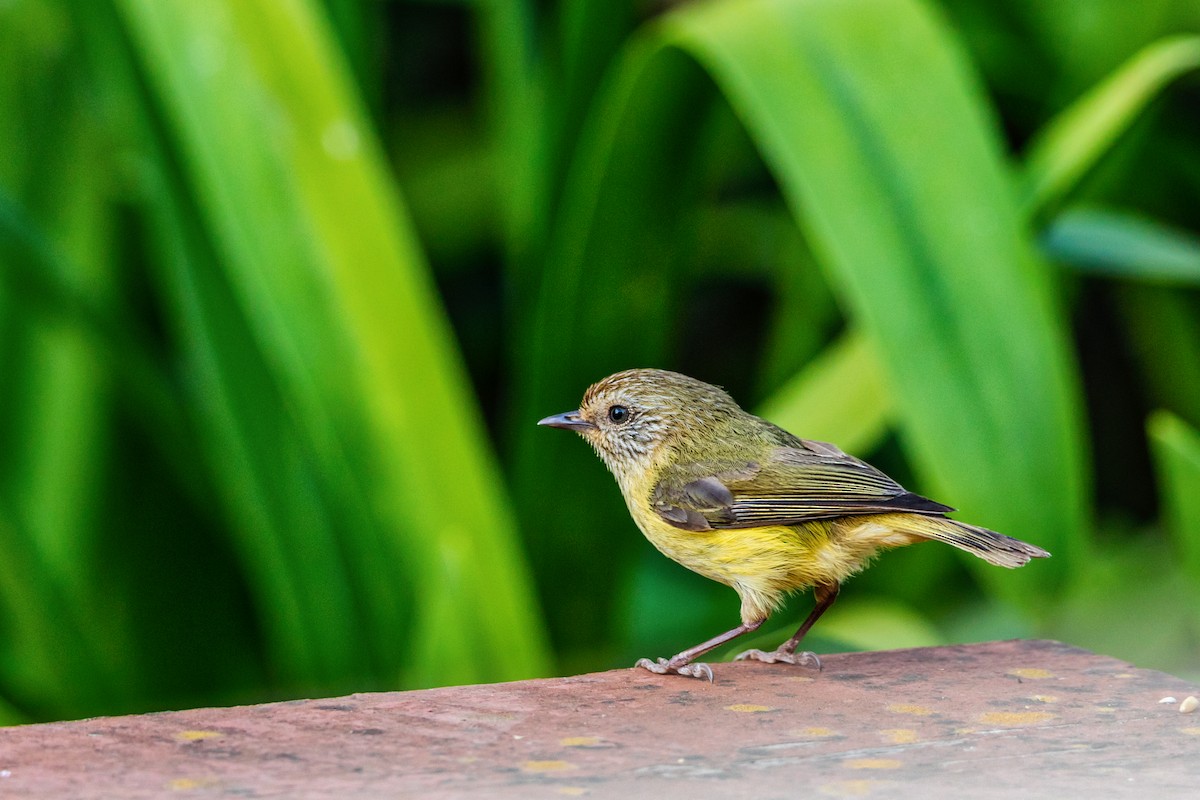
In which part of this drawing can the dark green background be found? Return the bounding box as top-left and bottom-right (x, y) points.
(2, 0), (1199, 724)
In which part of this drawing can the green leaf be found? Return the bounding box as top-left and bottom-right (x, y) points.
(757, 329), (890, 456)
(1117, 287), (1200, 431)
(1148, 411), (1200, 594)
(115, 0), (548, 686)
(0, 493), (110, 716)
(1043, 205), (1200, 285)
(687, 200), (840, 395)
(1021, 35), (1200, 215)
(659, 0), (1088, 597)
(0, 3), (154, 717)
(1050, 538), (1197, 680)
(814, 595), (944, 651)
(1008, 2), (1200, 98)
(475, 0), (545, 271)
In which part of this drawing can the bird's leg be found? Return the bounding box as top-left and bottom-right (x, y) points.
(635, 618), (764, 682)
(735, 581), (840, 669)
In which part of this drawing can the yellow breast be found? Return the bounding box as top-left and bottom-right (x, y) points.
(626, 495), (916, 624)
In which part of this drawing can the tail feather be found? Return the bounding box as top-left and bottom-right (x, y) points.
(896, 516), (1050, 568)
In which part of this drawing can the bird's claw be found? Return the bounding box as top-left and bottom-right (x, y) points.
(634, 657), (714, 682)
(677, 662), (715, 681)
(734, 648), (822, 671)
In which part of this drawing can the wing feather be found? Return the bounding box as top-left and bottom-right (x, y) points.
(651, 443), (953, 531)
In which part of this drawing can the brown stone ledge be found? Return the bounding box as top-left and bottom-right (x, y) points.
(1, 640), (1197, 798)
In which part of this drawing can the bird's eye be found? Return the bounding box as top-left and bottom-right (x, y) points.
(607, 405), (630, 424)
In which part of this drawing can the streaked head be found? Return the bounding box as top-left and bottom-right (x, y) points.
(538, 369), (740, 475)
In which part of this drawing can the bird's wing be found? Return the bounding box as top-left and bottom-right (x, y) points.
(650, 440), (953, 532)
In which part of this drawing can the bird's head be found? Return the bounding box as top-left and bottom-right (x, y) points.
(538, 368), (741, 480)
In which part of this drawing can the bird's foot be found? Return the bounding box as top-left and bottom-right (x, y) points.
(634, 657), (714, 682)
(734, 648), (822, 671)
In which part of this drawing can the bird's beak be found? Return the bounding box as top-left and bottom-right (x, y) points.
(537, 410), (597, 432)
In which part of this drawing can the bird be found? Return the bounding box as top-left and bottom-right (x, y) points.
(538, 368), (1049, 681)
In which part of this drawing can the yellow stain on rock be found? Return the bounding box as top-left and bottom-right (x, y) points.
(522, 760), (576, 773)
(1008, 668), (1054, 680)
(556, 788), (589, 796)
(978, 711), (1056, 726)
(886, 704), (933, 716)
(792, 726), (837, 738)
(1180, 727), (1200, 736)
(560, 736), (602, 747)
(166, 778), (218, 791)
(726, 704), (773, 713)
(819, 779), (882, 796)
(880, 728), (918, 744)
(174, 731), (222, 742)
(1030, 695), (1058, 703)
(845, 758), (903, 770)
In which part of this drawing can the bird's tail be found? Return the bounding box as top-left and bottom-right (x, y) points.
(884, 514), (1050, 568)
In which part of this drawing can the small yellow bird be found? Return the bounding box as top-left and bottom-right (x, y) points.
(539, 368), (1049, 681)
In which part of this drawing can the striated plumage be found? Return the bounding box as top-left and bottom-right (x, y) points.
(539, 368), (1049, 681)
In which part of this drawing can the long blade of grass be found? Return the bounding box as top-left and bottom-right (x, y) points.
(0, 2), (147, 717)
(1117, 286), (1200, 431)
(763, 31), (1200, 481)
(115, 0), (548, 686)
(0, 497), (115, 717)
(1148, 411), (1200, 597)
(475, 0), (545, 278)
(671, 0), (1090, 599)
(0, 193), (196, 495)
(757, 329), (890, 457)
(1020, 35), (1200, 215)
(1043, 204), (1200, 285)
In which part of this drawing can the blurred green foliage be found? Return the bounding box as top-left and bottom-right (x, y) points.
(1, 0), (1198, 724)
